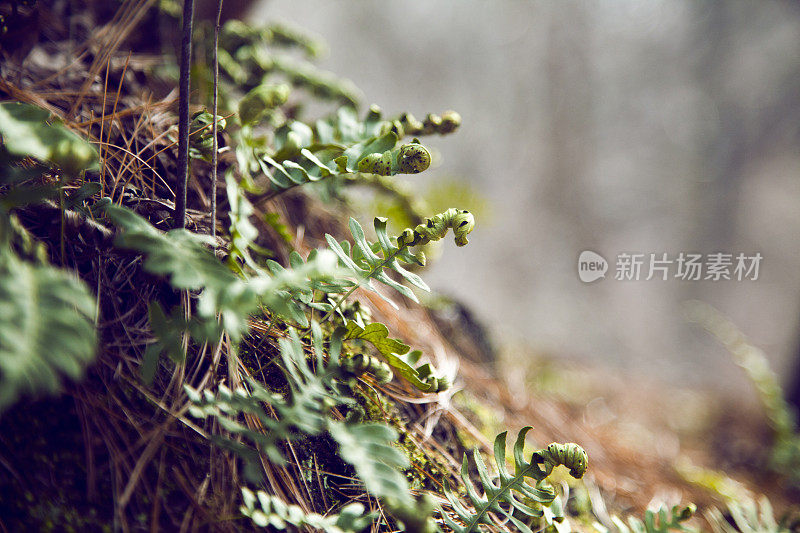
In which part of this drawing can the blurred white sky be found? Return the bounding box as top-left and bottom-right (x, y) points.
(251, 1), (800, 396)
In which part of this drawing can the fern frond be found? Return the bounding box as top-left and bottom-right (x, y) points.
(238, 83), (290, 126)
(104, 203), (342, 338)
(328, 421), (412, 505)
(212, 19), (358, 104)
(186, 329), (345, 465)
(441, 427), (587, 533)
(265, 21), (327, 58)
(314, 105), (460, 148)
(328, 421), (441, 533)
(240, 488), (372, 532)
(0, 101), (99, 178)
(706, 496), (791, 533)
(104, 203), (237, 290)
(325, 210), (474, 308)
(0, 248), (97, 412)
(273, 55), (362, 107)
(599, 505), (696, 533)
(262, 130), (431, 197)
(685, 301), (800, 486)
(343, 321), (450, 393)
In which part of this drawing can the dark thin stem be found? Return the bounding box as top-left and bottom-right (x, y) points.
(174, 0), (195, 229)
(211, 0), (223, 244)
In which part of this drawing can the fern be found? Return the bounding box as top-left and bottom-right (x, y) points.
(599, 505), (696, 533)
(324, 209), (474, 311)
(240, 488), (373, 532)
(186, 328), (346, 466)
(225, 170), (269, 272)
(272, 55), (361, 107)
(313, 106), (461, 149)
(685, 301), (800, 487)
(0, 101), (99, 178)
(238, 83), (290, 126)
(328, 421), (412, 504)
(211, 19), (360, 104)
(328, 420), (442, 533)
(187, 325), (439, 530)
(265, 21), (327, 58)
(261, 131), (432, 197)
(441, 427), (588, 533)
(344, 321), (450, 393)
(0, 248), (97, 412)
(706, 496), (793, 533)
(104, 202), (343, 337)
(104, 203), (237, 290)
(0, 103), (99, 412)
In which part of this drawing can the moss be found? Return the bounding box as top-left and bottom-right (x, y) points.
(349, 384), (449, 493)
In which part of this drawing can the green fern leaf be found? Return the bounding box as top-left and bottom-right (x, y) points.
(186, 329), (344, 467)
(0, 249), (96, 412)
(324, 209), (474, 309)
(262, 130), (432, 196)
(104, 203), (342, 337)
(343, 321), (450, 393)
(328, 421), (412, 506)
(240, 488), (373, 532)
(0, 101), (99, 178)
(441, 427), (587, 533)
(314, 105), (461, 147)
(104, 203), (236, 290)
(706, 496), (790, 533)
(327, 420), (441, 532)
(601, 504), (696, 533)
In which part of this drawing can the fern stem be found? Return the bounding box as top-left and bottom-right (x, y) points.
(59, 187), (66, 265)
(174, 0), (195, 229)
(211, 0), (223, 244)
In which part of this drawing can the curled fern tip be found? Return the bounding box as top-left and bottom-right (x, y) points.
(536, 442), (588, 479)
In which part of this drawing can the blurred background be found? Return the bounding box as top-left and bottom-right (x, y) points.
(242, 1), (800, 402)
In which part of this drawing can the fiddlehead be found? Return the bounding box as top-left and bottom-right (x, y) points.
(356, 139), (431, 175)
(398, 207), (476, 247)
(534, 442), (589, 479)
(344, 321), (451, 393)
(341, 353), (393, 384)
(603, 504), (696, 533)
(386, 110), (462, 138)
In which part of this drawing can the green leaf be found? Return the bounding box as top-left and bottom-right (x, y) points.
(607, 503), (697, 533)
(344, 322), (449, 393)
(0, 248), (97, 412)
(187, 328), (351, 469)
(65, 182), (102, 209)
(104, 202), (342, 341)
(328, 421), (412, 508)
(240, 488), (373, 532)
(440, 427), (587, 533)
(104, 203), (235, 290)
(0, 101), (99, 177)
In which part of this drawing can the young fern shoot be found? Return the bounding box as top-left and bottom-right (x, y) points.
(441, 427), (588, 533)
(322, 208), (475, 320)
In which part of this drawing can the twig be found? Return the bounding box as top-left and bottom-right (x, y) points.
(174, 0), (195, 229)
(211, 0), (224, 244)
